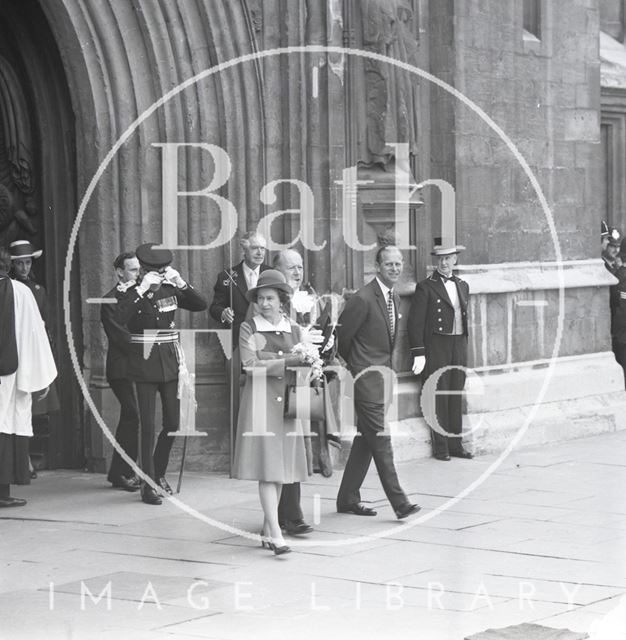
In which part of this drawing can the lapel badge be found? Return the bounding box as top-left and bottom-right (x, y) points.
(147, 292), (154, 299)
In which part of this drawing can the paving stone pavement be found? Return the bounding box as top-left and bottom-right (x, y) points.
(2, 430), (626, 640)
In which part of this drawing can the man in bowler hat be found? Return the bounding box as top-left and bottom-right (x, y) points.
(114, 243), (207, 504)
(408, 239), (473, 461)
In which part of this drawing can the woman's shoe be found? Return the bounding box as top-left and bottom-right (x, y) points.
(267, 541), (291, 556)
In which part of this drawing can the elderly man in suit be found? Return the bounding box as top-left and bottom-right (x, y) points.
(210, 231), (270, 346)
(101, 252), (141, 492)
(335, 245), (420, 519)
(408, 240), (473, 461)
(209, 231), (270, 448)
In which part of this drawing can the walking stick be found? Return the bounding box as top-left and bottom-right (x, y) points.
(225, 265), (236, 477)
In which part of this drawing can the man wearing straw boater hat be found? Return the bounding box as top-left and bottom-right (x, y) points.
(113, 243), (207, 505)
(408, 238), (473, 461)
(0, 247), (56, 507)
(8, 240), (46, 320)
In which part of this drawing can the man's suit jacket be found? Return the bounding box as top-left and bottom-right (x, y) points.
(101, 284), (132, 382)
(336, 279), (400, 405)
(408, 271), (469, 357)
(209, 261), (270, 346)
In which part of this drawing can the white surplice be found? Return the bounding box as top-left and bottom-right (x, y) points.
(0, 278), (57, 436)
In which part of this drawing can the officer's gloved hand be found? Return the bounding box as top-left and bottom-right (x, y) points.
(163, 266), (187, 289)
(412, 356), (426, 375)
(136, 271), (163, 297)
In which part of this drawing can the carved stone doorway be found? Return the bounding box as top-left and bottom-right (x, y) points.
(0, 0), (83, 469)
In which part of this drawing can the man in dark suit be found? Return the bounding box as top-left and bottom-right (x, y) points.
(209, 231), (270, 457)
(209, 231), (270, 347)
(115, 243), (207, 505)
(101, 252), (141, 492)
(408, 240), (473, 461)
(336, 245), (420, 519)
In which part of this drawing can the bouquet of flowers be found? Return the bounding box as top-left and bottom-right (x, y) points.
(291, 341), (324, 383)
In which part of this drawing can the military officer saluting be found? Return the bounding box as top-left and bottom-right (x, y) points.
(408, 238), (473, 461)
(114, 243), (207, 504)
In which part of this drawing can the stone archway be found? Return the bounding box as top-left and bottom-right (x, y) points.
(0, 0), (83, 468)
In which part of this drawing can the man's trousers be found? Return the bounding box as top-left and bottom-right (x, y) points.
(336, 399), (407, 511)
(422, 333), (468, 457)
(107, 379), (140, 481)
(135, 380), (179, 479)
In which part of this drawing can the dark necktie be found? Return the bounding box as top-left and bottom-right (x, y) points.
(387, 290), (395, 337)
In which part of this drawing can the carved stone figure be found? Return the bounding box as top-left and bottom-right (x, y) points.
(357, 0), (420, 175)
(0, 55), (39, 246)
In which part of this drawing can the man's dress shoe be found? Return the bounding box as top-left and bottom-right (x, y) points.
(282, 519), (314, 535)
(140, 483), (162, 505)
(434, 453), (451, 461)
(337, 503), (377, 516)
(395, 503), (421, 519)
(109, 475), (140, 492)
(157, 477), (173, 495)
(0, 497), (27, 508)
(450, 449), (474, 459)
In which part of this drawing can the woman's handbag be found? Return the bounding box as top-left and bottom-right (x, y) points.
(284, 383), (325, 421)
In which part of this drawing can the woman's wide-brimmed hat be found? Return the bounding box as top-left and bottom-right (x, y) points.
(9, 240), (43, 259)
(246, 269), (293, 301)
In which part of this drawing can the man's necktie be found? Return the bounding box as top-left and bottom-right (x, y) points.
(249, 270), (258, 289)
(387, 290), (395, 337)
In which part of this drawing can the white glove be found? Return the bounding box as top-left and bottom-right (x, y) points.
(301, 327), (324, 345)
(164, 266), (186, 288)
(136, 271), (163, 296)
(221, 307), (235, 324)
(412, 356), (426, 375)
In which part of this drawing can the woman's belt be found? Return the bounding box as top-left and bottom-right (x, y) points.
(130, 331), (178, 344)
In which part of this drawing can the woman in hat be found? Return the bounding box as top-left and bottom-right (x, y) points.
(232, 269), (313, 555)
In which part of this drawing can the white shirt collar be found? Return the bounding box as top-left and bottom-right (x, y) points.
(376, 277), (393, 298)
(243, 263), (260, 276)
(253, 314), (292, 333)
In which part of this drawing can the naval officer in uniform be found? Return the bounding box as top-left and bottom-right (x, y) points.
(114, 243), (207, 504)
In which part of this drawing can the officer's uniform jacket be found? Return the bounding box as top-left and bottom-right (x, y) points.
(408, 270), (469, 357)
(114, 281), (207, 383)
